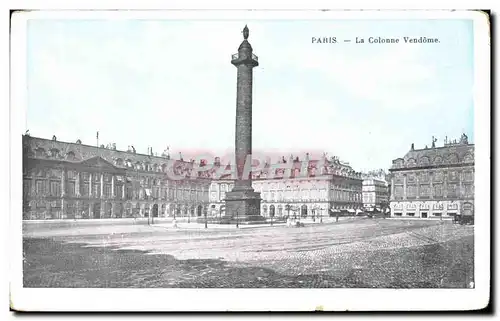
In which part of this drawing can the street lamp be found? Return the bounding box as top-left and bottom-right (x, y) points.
(285, 204), (291, 219)
(204, 206), (208, 229)
(235, 203), (240, 228)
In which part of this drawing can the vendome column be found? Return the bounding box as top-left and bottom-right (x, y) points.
(224, 25), (264, 222)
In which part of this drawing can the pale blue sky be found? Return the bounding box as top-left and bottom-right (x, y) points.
(26, 19), (474, 171)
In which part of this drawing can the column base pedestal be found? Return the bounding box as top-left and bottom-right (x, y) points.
(223, 188), (264, 223)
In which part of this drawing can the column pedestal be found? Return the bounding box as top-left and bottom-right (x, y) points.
(224, 188), (264, 223)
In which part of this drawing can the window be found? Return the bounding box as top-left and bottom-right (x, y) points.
(67, 182), (75, 196)
(66, 170), (75, 179)
(93, 184), (100, 197)
(433, 184), (443, 197)
(407, 186), (417, 198)
(406, 212), (415, 217)
(35, 180), (45, 194)
(447, 184), (458, 198)
(433, 212), (442, 217)
(66, 203), (76, 218)
(23, 179), (31, 196)
(126, 186), (133, 199)
(81, 183), (89, 196)
(50, 181), (61, 197)
(104, 184), (112, 197)
(394, 212), (402, 216)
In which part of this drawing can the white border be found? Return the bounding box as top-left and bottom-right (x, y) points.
(9, 9), (490, 312)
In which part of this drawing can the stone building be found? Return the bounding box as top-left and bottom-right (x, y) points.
(22, 135), (211, 220)
(22, 135), (364, 221)
(389, 134), (474, 219)
(362, 173), (389, 211)
(208, 154), (363, 219)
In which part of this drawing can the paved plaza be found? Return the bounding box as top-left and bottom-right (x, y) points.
(23, 218), (474, 288)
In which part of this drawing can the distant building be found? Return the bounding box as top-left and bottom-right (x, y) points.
(362, 177), (389, 211)
(389, 134), (474, 219)
(209, 155), (363, 219)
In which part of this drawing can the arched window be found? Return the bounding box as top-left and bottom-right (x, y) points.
(406, 158), (416, 167)
(419, 156), (430, 166)
(462, 153), (474, 163)
(133, 203), (140, 217)
(65, 151), (76, 161)
(446, 153), (459, 164)
(34, 147), (46, 158)
(49, 148), (60, 158)
(269, 205), (276, 217)
(301, 205), (308, 217)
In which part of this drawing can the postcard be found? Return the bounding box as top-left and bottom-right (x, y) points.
(9, 9), (490, 312)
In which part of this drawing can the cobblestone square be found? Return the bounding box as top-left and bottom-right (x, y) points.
(23, 218), (474, 288)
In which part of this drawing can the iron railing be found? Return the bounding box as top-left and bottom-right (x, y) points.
(231, 53), (259, 61)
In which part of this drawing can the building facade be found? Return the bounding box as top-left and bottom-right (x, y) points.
(389, 134), (474, 219)
(23, 135), (211, 220)
(362, 177), (389, 211)
(23, 135), (364, 221)
(209, 155), (363, 219)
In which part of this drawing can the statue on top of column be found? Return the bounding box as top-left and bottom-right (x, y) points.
(243, 25), (249, 40)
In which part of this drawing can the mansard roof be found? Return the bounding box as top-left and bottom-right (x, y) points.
(211, 157), (362, 180)
(23, 135), (363, 180)
(391, 142), (475, 170)
(22, 135), (212, 179)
